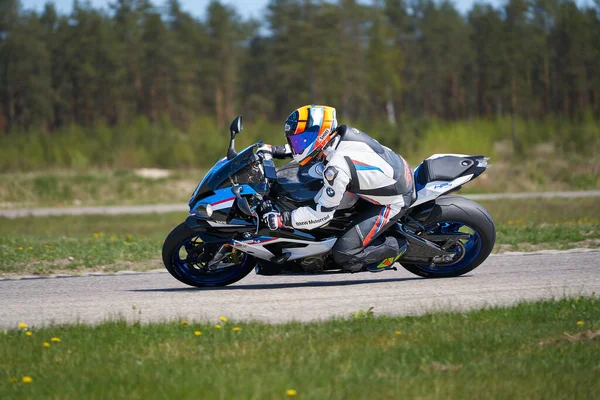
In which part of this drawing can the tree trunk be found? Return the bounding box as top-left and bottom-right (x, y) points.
(0, 108), (6, 132)
(385, 85), (396, 125)
(151, 83), (157, 121)
(510, 65), (521, 153)
(543, 57), (550, 116)
(215, 86), (224, 129)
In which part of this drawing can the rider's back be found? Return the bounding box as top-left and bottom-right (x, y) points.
(328, 125), (413, 205)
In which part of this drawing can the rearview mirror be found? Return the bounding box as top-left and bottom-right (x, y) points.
(227, 116), (243, 160)
(230, 116), (243, 135)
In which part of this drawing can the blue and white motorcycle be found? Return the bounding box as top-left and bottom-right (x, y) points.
(162, 116), (496, 287)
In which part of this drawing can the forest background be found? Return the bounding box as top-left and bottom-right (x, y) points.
(0, 0), (598, 189)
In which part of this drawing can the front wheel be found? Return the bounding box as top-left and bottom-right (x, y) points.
(162, 222), (256, 287)
(401, 196), (496, 278)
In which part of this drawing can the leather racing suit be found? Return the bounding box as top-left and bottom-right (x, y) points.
(278, 125), (415, 272)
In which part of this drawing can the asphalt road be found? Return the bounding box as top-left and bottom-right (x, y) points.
(2, 190), (599, 218)
(1, 249), (598, 328)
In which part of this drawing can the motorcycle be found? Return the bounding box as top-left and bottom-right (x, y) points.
(162, 116), (496, 287)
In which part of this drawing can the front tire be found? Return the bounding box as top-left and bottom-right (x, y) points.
(162, 222), (256, 287)
(401, 196), (496, 278)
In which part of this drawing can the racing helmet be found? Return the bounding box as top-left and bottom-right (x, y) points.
(284, 105), (338, 166)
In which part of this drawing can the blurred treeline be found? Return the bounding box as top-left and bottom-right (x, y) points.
(0, 0), (599, 171)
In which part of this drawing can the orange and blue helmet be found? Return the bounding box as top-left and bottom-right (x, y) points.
(284, 105), (338, 166)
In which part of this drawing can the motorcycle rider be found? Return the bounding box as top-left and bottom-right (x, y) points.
(259, 105), (415, 272)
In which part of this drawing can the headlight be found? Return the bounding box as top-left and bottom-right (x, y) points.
(195, 203), (213, 218)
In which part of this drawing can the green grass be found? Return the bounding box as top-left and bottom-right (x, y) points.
(482, 197), (599, 225)
(0, 116), (598, 200)
(0, 198), (598, 277)
(482, 197), (600, 252)
(1, 115), (598, 172)
(0, 169), (200, 209)
(0, 213), (185, 276)
(1, 165), (597, 210)
(1, 297), (598, 399)
(0, 115), (598, 209)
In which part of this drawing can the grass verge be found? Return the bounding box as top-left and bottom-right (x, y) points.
(1, 297), (599, 399)
(0, 198), (598, 277)
(0, 169), (200, 209)
(0, 153), (597, 209)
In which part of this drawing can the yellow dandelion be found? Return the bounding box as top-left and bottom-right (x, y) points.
(575, 297), (581, 302)
(27, 246), (33, 250)
(215, 324), (222, 329)
(181, 320), (189, 326)
(17, 247), (23, 251)
(395, 331), (402, 335)
(98, 232), (105, 237)
(110, 235), (117, 242)
(18, 322), (27, 329)
(51, 337), (61, 342)
(233, 327), (241, 332)
(22, 376), (32, 383)
(219, 316), (228, 322)
(577, 320), (584, 326)
(9, 378), (17, 383)
(43, 342), (50, 348)
(25, 331), (33, 336)
(44, 245), (53, 249)
(93, 233), (99, 239)
(286, 389), (297, 396)
(194, 331), (202, 336)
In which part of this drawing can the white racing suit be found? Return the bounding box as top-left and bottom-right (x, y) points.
(282, 125), (415, 272)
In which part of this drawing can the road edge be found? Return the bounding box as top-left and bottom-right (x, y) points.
(1, 248), (598, 282)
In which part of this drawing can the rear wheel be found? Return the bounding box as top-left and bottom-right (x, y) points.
(401, 196), (495, 278)
(162, 222), (255, 287)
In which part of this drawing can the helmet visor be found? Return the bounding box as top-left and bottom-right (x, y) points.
(287, 130), (319, 155)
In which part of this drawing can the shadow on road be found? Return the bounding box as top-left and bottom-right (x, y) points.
(127, 276), (449, 292)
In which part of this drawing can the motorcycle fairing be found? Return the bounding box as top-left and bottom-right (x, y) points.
(190, 184), (258, 222)
(409, 174), (475, 207)
(230, 236), (337, 261)
(272, 161), (325, 204)
(410, 154), (489, 208)
(189, 143), (263, 209)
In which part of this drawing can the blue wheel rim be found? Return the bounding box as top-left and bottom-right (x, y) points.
(415, 220), (482, 273)
(172, 236), (249, 285)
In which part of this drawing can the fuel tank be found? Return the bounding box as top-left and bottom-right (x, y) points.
(271, 161), (324, 204)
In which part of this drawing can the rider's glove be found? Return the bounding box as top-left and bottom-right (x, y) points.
(263, 211), (292, 230)
(258, 199), (274, 215)
(257, 144), (292, 159)
(256, 144), (273, 157)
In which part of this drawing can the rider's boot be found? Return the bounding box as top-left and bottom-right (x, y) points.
(339, 236), (407, 273)
(366, 239), (408, 272)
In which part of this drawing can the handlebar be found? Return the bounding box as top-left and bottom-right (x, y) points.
(261, 156), (278, 180)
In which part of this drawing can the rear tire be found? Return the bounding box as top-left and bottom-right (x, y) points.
(401, 196), (496, 278)
(162, 222), (255, 287)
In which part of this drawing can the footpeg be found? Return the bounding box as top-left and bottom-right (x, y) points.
(367, 265), (397, 273)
